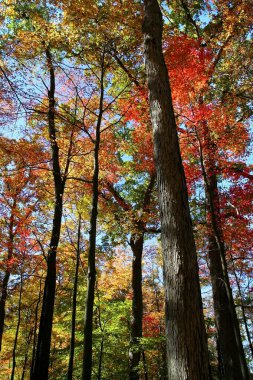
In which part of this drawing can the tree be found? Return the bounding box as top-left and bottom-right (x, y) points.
(0, 138), (42, 352)
(163, 28), (251, 379)
(142, 1), (210, 378)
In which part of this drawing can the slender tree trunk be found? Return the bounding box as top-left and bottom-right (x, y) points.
(97, 337), (104, 380)
(0, 205), (15, 351)
(31, 48), (64, 380)
(82, 53), (104, 380)
(96, 285), (104, 380)
(21, 326), (33, 380)
(11, 271), (23, 380)
(129, 232), (144, 380)
(0, 271), (10, 352)
(128, 176), (155, 379)
(142, 1), (210, 378)
(142, 351), (148, 380)
(196, 124), (249, 380)
(30, 279), (42, 377)
(231, 261), (253, 360)
(67, 216), (81, 380)
(150, 262), (166, 379)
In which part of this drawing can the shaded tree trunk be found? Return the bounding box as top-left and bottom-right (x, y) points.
(129, 232), (144, 380)
(0, 273), (10, 351)
(67, 216), (81, 380)
(21, 325), (33, 380)
(30, 278), (42, 377)
(231, 261), (253, 361)
(82, 52), (105, 380)
(142, 351), (149, 380)
(31, 48), (65, 380)
(142, 1), (210, 378)
(11, 271), (23, 380)
(97, 337), (104, 380)
(196, 124), (249, 380)
(107, 174), (155, 380)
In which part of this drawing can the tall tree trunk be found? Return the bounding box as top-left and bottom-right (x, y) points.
(21, 325), (33, 380)
(231, 260), (253, 360)
(82, 52), (104, 380)
(31, 48), (64, 380)
(129, 232), (144, 380)
(142, 351), (148, 380)
(0, 272), (10, 352)
(67, 216), (81, 380)
(196, 124), (249, 380)
(142, 1), (210, 379)
(0, 203), (15, 351)
(11, 271), (23, 380)
(128, 175), (155, 379)
(30, 278), (42, 377)
(97, 337), (104, 380)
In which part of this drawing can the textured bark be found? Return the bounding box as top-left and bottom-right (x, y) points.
(129, 232), (144, 380)
(82, 54), (104, 380)
(67, 216), (81, 380)
(142, 1), (210, 379)
(31, 48), (64, 380)
(196, 123), (249, 380)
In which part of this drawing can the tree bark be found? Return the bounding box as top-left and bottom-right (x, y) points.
(67, 216), (81, 380)
(129, 232), (144, 380)
(82, 52), (104, 380)
(31, 48), (64, 380)
(142, 1), (210, 378)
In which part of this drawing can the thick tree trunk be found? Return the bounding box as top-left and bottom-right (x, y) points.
(196, 123), (249, 380)
(82, 54), (104, 380)
(31, 48), (64, 380)
(142, 1), (210, 379)
(67, 216), (81, 380)
(129, 232), (144, 380)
